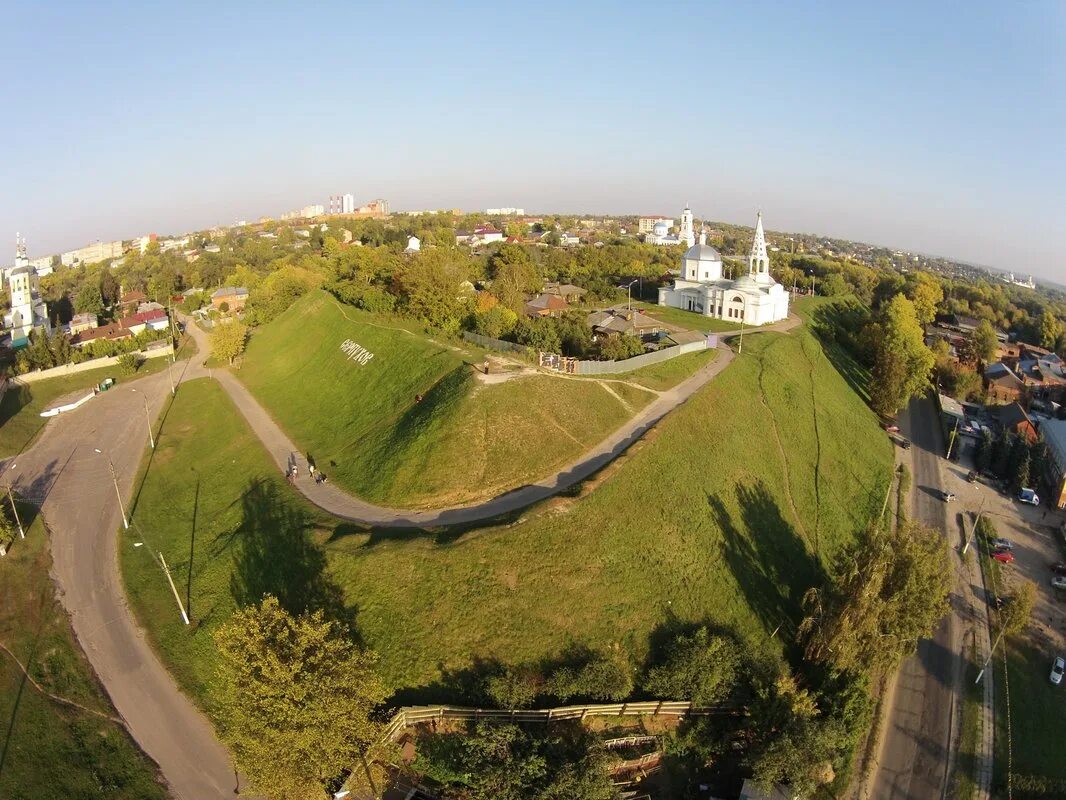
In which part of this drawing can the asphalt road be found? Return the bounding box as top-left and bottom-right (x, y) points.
(870, 394), (962, 800)
(1, 367), (237, 799)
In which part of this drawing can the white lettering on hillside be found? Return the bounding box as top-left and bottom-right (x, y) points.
(340, 339), (375, 366)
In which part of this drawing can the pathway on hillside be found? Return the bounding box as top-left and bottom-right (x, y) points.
(183, 313), (799, 527)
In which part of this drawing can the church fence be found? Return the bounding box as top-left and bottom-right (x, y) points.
(461, 331), (531, 355)
(570, 338), (712, 375)
(380, 700), (740, 742)
(12, 343), (175, 385)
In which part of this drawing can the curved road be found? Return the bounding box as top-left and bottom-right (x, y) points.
(1, 311), (795, 797)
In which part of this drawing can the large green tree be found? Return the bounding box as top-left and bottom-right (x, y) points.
(1039, 310), (1062, 351)
(213, 596), (386, 800)
(74, 282), (104, 316)
(968, 319), (999, 363)
(869, 295), (935, 417)
(799, 521), (950, 674)
(210, 320), (248, 364)
(642, 627), (740, 705)
(906, 273), (943, 326)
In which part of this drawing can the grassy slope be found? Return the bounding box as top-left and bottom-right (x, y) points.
(124, 314), (891, 701)
(618, 349), (718, 392)
(0, 519), (165, 799)
(237, 290), (654, 508)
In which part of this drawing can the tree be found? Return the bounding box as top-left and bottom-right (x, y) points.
(906, 273), (943, 326)
(974, 429), (994, 474)
(598, 333), (644, 361)
(799, 521), (950, 673)
(116, 353), (140, 375)
(1039, 310), (1062, 351)
(74, 282), (105, 316)
(210, 320), (248, 364)
(643, 627), (740, 705)
(998, 579), (1036, 636)
(869, 295), (935, 417)
(968, 319), (999, 364)
(213, 596), (386, 800)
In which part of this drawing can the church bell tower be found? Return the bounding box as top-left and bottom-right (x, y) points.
(749, 213), (771, 284)
(679, 206), (695, 248)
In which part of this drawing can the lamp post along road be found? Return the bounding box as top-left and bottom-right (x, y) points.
(159, 553), (190, 625)
(7, 488), (24, 539)
(134, 390), (155, 449)
(101, 452), (129, 529)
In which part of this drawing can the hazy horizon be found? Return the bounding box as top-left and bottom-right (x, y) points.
(4, 1), (1064, 282)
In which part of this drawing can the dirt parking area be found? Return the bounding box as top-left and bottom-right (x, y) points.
(945, 437), (1066, 657)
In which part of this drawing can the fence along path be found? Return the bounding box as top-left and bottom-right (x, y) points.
(382, 701), (742, 742)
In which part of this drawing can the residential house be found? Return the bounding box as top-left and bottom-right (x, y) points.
(211, 286), (249, 312)
(120, 309), (170, 335)
(455, 225), (504, 247)
(559, 233), (582, 246)
(543, 282), (587, 303)
(71, 322), (132, 347)
(524, 293), (569, 318)
(117, 289), (147, 312)
(1015, 354), (1066, 404)
(984, 362), (1025, 405)
(586, 307), (662, 338)
(994, 402), (1039, 445)
(68, 312), (98, 335)
(1040, 419), (1066, 509)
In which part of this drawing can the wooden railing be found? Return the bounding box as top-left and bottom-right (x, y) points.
(381, 700), (738, 742)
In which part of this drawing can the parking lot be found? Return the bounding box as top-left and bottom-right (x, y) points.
(944, 435), (1066, 661)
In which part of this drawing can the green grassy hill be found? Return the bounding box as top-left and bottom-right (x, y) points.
(123, 312), (892, 699)
(237, 290), (655, 508)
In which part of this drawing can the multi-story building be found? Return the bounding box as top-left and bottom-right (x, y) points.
(486, 207), (525, 215)
(638, 216), (673, 234)
(355, 198), (389, 216)
(60, 239), (124, 266)
(1041, 419), (1066, 509)
(5, 234), (51, 348)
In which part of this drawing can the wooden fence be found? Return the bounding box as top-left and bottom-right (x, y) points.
(381, 701), (738, 742)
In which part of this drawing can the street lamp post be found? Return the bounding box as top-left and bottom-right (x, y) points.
(132, 389), (155, 449)
(625, 279), (639, 311)
(961, 501), (986, 555)
(7, 488), (24, 539)
(96, 449), (129, 529)
(167, 355), (175, 396)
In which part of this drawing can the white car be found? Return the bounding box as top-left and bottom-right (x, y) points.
(1052, 657), (1065, 686)
(1019, 488), (1040, 505)
(1053, 576), (1066, 591)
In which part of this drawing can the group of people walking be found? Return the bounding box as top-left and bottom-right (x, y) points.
(285, 453), (327, 486)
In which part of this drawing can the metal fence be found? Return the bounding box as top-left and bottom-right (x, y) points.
(461, 331), (530, 355)
(571, 338), (711, 375)
(381, 701), (738, 742)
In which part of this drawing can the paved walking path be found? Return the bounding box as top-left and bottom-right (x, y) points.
(184, 313), (799, 527)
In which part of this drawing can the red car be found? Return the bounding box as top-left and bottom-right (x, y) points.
(884, 424), (900, 433)
(992, 550), (1015, 564)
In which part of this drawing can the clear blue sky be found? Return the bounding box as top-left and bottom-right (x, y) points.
(3, 1), (1064, 279)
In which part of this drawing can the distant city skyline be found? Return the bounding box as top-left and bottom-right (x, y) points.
(3, 1), (1063, 281)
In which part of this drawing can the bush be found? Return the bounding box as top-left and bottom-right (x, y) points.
(643, 627), (741, 705)
(116, 353), (140, 375)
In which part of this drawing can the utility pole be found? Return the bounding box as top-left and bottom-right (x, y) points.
(975, 625), (1007, 685)
(961, 501), (986, 555)
(167, 355), (175, 396)
(737, 304), (747, 354)
(7, 488), (24, 539)
(107, 456), (129, 529)
(946, 416), (959, 460)
(134, 390), (155, 449)
(159, 553), (190, 625)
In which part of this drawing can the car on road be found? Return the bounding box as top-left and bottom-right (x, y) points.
(1053, 576), (1066, 590)
(940, 491), (957, 502)
(992, 538), (1014, 551)
(966, 471), (979, 483)
(993, 550), (1016, 564)
(899, 439), (912, 450)
(1051, 562), (1066, 576)
(1052, 657), (1065, 686)
(1018, 488), (1040, 505)
(884, 423), (900, 433)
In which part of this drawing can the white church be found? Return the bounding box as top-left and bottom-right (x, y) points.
(657, 210), (789, 326)
(5, 234), (51, 348)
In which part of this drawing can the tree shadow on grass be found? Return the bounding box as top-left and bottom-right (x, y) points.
(807, 302), (873, 405)
(229, 479), (356, 634)
(711, 481), (826, 656)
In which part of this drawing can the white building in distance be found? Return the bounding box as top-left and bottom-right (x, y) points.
(638, 216), (673, 234)
(486, 207), (524, 215)
(645, 206), (696, 247)
(5, 234), (51, 347)
(658, 212), (789, 326)
(60, 239), (124, 267)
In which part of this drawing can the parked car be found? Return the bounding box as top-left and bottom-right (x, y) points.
(940, 490), (957, 502)
(993, 551), (1016, 564)
(1051, 562), (1066, 576)
(992, 538), (1014, 551)
(899, 439), (912, 450)
(884, 423), (900, 433)
(966, 471), (979, 483)
(1053, 576), (1066, 590)
(1052, 657), (1065, 686)
(1018, 488), (1040, 505)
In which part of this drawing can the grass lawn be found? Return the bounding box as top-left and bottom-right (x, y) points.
(237, 290), (655, 508)
(618, 348), (718, 392)
(0, 518), (165, 799)
(630, 301), (742, 333)
(0, 357), (172, 458)
(992, 635), (1066, 794)
(124, 317), (892, 701)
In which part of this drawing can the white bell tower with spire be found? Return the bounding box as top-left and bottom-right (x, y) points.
(749, 212), (771, 285)
(679, 205), (695, 248)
